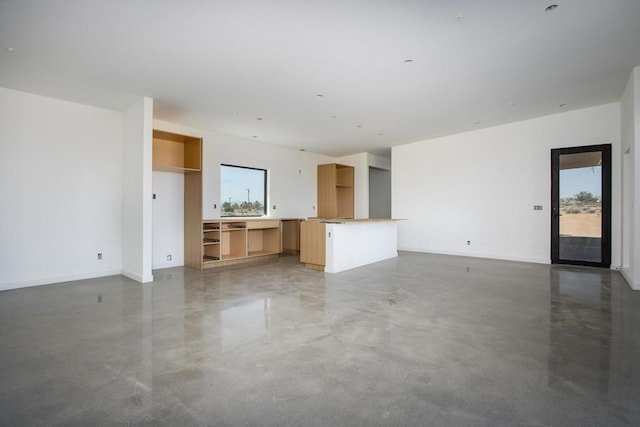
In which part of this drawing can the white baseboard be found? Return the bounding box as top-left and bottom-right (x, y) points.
(152, 259), (184, 270)
(398, 247), (550, 265)
(620, 268), (640, 290)
(0, 269), (123, 292)
(121, 269), (154, 284)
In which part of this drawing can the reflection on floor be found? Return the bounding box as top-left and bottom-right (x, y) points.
(1, 253), (639, 425)
(559, 236), (601, 263)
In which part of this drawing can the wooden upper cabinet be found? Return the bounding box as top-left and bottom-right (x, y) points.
(152, 129), (202, 172)
(317, 163), (354, 218)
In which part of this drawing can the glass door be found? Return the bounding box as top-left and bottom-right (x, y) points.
(551, 144), (611, 267)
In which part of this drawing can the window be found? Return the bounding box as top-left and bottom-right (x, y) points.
(221, 164), (267, 217)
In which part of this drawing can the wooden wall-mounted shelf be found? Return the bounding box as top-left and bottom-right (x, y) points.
(152, 129), (202, 173)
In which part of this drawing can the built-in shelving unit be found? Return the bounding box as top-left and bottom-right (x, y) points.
(152, 129), (204, 270)
(202, 223), (221, 265)
(317, 163), (354, 219)
(152, 129), (202, 172)
(197, 219), (282, 269)
(152, 128), (293, 271)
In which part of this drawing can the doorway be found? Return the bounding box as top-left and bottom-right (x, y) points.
(369, 167), (391, 218)
(551, 144), (611, 267)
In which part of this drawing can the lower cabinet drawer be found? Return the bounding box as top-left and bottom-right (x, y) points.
(247, 220), (280, 229)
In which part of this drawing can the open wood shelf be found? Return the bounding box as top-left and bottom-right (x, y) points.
(198, 219), (283, 269)
(152, 129), (202, 172)
(318, 163), (354, 219)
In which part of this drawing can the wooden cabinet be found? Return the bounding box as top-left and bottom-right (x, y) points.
(197, 219), (282, 269)
(281, 219), (302, 254)
(300, 220), (326, 270)
(152, 129), (204, 270)
(152, 130), (202, 172)
(317, 163), (354, 219)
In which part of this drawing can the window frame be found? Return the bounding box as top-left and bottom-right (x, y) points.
(220, 163), (268, 218)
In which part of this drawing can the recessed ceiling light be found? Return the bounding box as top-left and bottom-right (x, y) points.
(330, 115), (337, 119)
(299, 148), (306, 152)
(545, 4), (558, 12)
(474, 121), (481, 125)
(252, 135), (258, 138)
(455, 15), (463, 22)
(356, 125), (363, 128)
(6, 46), (15, 53)
(316, 94), (324, 99)
(378, 133), (384, 136)
(256, 117), (263, 121)
(403, 59), (414, 64)
(559, 103), (566, 107)
(508, 102), (515, 106)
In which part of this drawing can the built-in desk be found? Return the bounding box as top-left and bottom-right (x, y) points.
(300, 219), (400, 273)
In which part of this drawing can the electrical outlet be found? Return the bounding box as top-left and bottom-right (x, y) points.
(97, 253), (103, 260)
(313, 205), (315, 210)
(466, 241), (471, 246)
(533, 205), (543, 211)
(273, 205), (277, 210)
(167, 255), (172, 261)
(153, 193), (156, 199)
(214, 204), (217, 209)
(298, 169), (301, 174)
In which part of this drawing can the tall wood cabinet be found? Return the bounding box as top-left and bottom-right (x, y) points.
(152, 129), (204, 270)
(317, 163), (354, 218)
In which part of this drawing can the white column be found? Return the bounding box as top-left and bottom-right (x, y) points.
(122, 97), (154, 283)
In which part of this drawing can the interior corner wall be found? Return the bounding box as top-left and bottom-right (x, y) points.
(122, 97), (153, 283)
(392, 103), (621, 265)
(0, 87), (124, 291)
(152, 118), (334, 228)
(621, 66), (640, 290)
(367, 153), (391, 171)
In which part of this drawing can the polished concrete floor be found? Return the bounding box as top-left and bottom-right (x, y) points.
(1, 252), (639, 426)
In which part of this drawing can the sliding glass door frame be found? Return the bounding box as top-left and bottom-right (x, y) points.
(550, 144), (612, 268)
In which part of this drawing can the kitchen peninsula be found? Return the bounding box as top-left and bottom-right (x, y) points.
(300, 218), (400, 273)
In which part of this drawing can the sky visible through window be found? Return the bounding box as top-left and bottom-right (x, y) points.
(221, 165), (266, 216)
(560, 166), (601, 199)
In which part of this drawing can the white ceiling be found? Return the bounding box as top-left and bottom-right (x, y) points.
(1, 1), (639, 157)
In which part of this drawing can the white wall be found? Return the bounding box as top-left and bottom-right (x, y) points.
(393, 103), (621, 266)
(0, 87), (123, 290)
(152, 172), (184, 269)
(122, 98), (153, 283)
(154, 119), (334, 220)
(621, 67), (640, 289)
